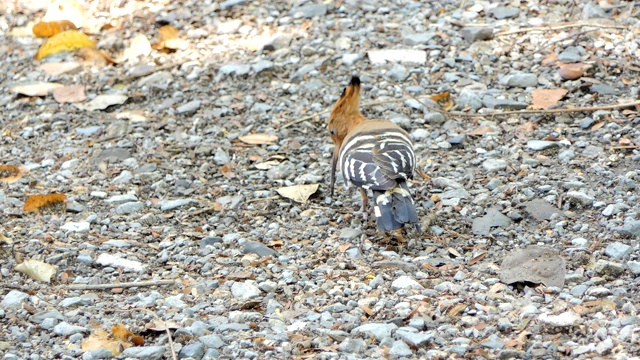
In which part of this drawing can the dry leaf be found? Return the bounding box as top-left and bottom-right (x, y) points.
(591, 121), (605, 131)
(541, 53), (557, 66)
(82, 330), (124, 356)
(468, 251), (488, 265)
(558, 63), (589, 80)
(448, 247), (462, 257)
(338, 243), (350, 252)
(467, 126), (495, 136)
(239, 133), (278, 145)
(15, 259), (57, 282)
(118, 34), (152, 62)
(38, 61), (82, 76)
(430, 92), (454, 111)
(531, 88), (568, 110)
(32, 20), (77, 37)
(53, 85), (86, 103)
(10, 82), (64, 97)
(269, 239), (284, 248)
(276, 184), (319, 203)
(0, 165), (23, 183)
(35, 30), (95, 60)
(75, 94), (128, 111)
(23, 193), (67, 214)
(154, 25), (189, 50)
(146, 320), (180, 331)
(447, 303), (467, 316)
(254, 160), (281, 170)
(76, 47), (116, 66)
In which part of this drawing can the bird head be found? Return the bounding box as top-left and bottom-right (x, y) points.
(328, 76), (366, 196)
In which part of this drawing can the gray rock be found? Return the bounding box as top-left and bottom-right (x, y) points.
(112, 170), (133, 184)
(61, 221), (91, 233)
(387, 64), (409, 82)
(527, 140), (559, 151)
(340, 228), (362, 239)
(116, 201), (144, 215)
(59, 294), (98, 307)
(158, 198), (195, 211)
(497, 350), (525, 359)
(216, 19), (242, 34)
(105, 194), (138, 204)
(176, 100), (200, 114)
(481, 333), (504, 349)
(627, 261), (640, 275)
(220, 0), (250, 10)
(424, 112), (446, 125)
(472, 208), (511, 235)
(491, 7), (520, 19)
(389, 340), (413, 357)
(570, 284), (588, 297)
(457, 89), (483, 110)
(582, 2), (607, 18)
(539, 311), (581, 327)
(251, 103), (272, 113)
(213, 148), (230, 165)
(83, 348), (114, 360)
(121, 346), (166, 360)
(352, 323), (397, 341)
(613, 220), (640, 237)
(342, 54), (362, 66)
(565, 191), (594, 207)
(461, 27), (493, 42)
(579, 117), (595, 129)
(178, 342), (205, 359)
(219, 64), (251, 75)
(604, 242), (632, 259)
(594, 260), (625, 277)
(501, 73), (538, 88)
(391, 276), (424, 291)
(404, 32), (436, 45)
(395, 329), (433, 347)
(53, 322), (88, 336)
(243, 242), (278, 257)
(482, 96), (529, 110)
(522, 199), (563, 221)
(199, 334), (225, 349)
(1, 290), (29, 310)
(590, 84), (618, 95)
(290, 4), (327, 18)
(595, 338), (613, 355)
(338, 338), (367, 353)
(582, 145), (604, 158)
(291, 64), (315, 81)
(92, 148), (130, 164)
(76, 126), (102, 136)
(411, 128), (430, 141)
(557, 46), (584, 62)
(266, 162), (295, 180)
(29, 310), (65, 324)
(481, 159), (507, 171)
(252, 60), (274, 73)
(230, 281), (261, 301)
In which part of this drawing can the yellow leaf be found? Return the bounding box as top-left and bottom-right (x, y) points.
(15, 260), (57, 282)
(35, 30), (94, 60)
(32, 20), (77, 38)
(238, 133), (278, 145)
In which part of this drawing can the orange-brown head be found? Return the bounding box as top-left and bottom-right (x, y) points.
(328, 76), (366, 196)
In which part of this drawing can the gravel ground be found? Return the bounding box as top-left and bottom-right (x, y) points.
(2, 0), (640, 359)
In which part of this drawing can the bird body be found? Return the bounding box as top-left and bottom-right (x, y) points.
(328, 76), (419, 231)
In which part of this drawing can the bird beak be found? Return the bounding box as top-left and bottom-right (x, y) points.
(330, 145), (339, 196)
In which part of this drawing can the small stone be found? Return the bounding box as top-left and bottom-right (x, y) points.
(523, 199), (563, 221)
(340, 228), (362, 239)
(481, 159), (507, 171)
(627, 261), (640, 275)
(158, 198), (195, 211)
(527, 140), (559, 151)
(391, 276), (424, 291)
(338, 338), (367, 353)
(501, 73), (538, 88)
(491, 6), (520, 19)
(565, 191), (594, 207)
(403, 32), (436, 45)
(59, 294), (98, 307)
(590, 84), (618, 95)
(595, 338), (613, 355)
(594, 260), (625, 277)
(613, 220), (640, 237)
(213, 148), (230, 165)
(579, 117), (595, 129)
(200, 334), (225, 349)
(116, 201), (144, 215)
(179, 342), (205, 359)
(604, 242), (632, 259)
(243, 242), (278, 257)
(387, 64), (409, 82)
(121, 346), (166, 360)
(83, 348), (114, 360)
(1, 290), (29, 310)
(482, 96), (529, 110)
(351, 323), (397, 341)
(252, 60), (273, 73)
(472, 208), (511, 235)
(112, 170), (133, 184)
(105, 194), (138, 204)
(230, 281), (261, 301)
(461, 27), (493, 42)
(395, 329), (433, 347)
(481, 334), (504, 349)
(570, 284), (588, 297)
(290, 4), (327, 18)
(456, 89), (483, 110)
(53, 322), (88, 336)
(176, 100), (200, 114)
(342, 54), (362, 66)
(571, 237), (588, 247)
(539, 311), (581, 327)
(557, 46), (584, 62)
(582, 145), (604, 158)
(60, 221), (90, 233)
(93, 148), (130, 164)
(411, 128), (430, 141)
(29, 310), (65, 324)
(389, 340), (413, 357)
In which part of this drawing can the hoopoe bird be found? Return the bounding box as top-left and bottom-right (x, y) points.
(328, 76), (419, 232)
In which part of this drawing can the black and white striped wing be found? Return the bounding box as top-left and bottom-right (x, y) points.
(341, 144), (396, 190)
(372, 140), (415, 182)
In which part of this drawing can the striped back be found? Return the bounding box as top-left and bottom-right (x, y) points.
(338, 120), (415, 191)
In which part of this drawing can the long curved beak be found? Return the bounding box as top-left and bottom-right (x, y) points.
(330, 145), (339, 196)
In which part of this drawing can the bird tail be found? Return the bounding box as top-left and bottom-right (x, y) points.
(373, 182), (419, 232)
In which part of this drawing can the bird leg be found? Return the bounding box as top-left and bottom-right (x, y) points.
(352, 188), (369, 222)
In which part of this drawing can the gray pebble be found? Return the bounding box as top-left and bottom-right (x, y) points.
(199, 334), (225, 349)
(230, 281), (261, 301)
(243, 242), (278, 257)
(1, 290), (29, 310)
(604, 242), (632, 259)
(158, 198), (195, 211)
(53, 322), (88, 336)
(120, 346), (166, 360)
(501, 73), (538, 88)
(176, 100), (200, 114)
(116, 201), (144, 215)
(481, 159), (507, 172)
(178, 342), (205, 359)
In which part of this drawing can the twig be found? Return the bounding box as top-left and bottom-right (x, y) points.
(122, 59), (191, 82)
(611, 145), (639, 150)
(65, 279), (179, 291)
(494, 21), (627, 37)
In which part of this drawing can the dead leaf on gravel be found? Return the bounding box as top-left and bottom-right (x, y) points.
(0, 165), (23, 183)
(15, 259), (57, 282)
(531, 88), (567, 110)
(32, 20), (77, 37)
(75, 94), (128, 111)
(38, 61), (82, 76)
(591, 121), (605, 131)
(154, 25), (188, 51)
(468, 251), (487, 265)
(239, 133), (278, 145)
(430, 92), (454, 111)
(82, 330), (125, 356)
(558, 63), (590, 80)
(276, 184), (319, 204)
(254, 160), (281, 170)
(76, 47), (116, 66)
(117, 33), (152, 62)
(35, 30), (95, 60)
(53, 85), (86, 103)
(146, 320), (180, 332)
(11, 82), (64, 97)
(23, 193), (67, 214)
(541, 52), (557, 66)
(338, 243), (350, 252)
(467, 126), (495, 136)
(499, 245), (566, 288)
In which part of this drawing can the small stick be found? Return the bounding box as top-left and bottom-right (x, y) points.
(65, 279), (179, 291)
(494, 21), (626, 37)
(611, 145), (639, 150)
(122, 59), (191, 82)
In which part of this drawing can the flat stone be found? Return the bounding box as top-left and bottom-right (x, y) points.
(389, 340), (413, 357)
(501, 73), (538, 88)
(457, 89), (483, 110)
(403, 32), (436, 45)
(461, 27), (493, 42)
(613, 220), (640, 237)
(230, 281), (261, 301)
(527, 140), (559, 151)
(482, 96), (529, 110)
(53, 322), (88, 336)
(522, 199), (563, 221)
(176, 100), (200, 114)
(342, 53), (362, 66)
(472, 208), (511, 236)
(338, 338), (367, 353)
(199, 334), (225, 349)
(481, 334), (504, 349)
(59, 294), (98, 307)
(290, 4), (327, 18)
(582, 145), (604, 158)
(121, 346), (166, 360)
(158, 198), (195, 211)
(539, 311), (581, 327)
(590, 84), (618, 95)
(391, 276), (424, 291)
(368, 49), (427, 65)
(1, 290), (29, 310)
(627, 261), (640, 275)
(565, 191), (594, 207)
(29, 310), (64, 324)
(116, 201), (144, 215)
(481, 159), (507, 171)
(340, 228), (362, 240)
(594, 260), (625, 277)
(491, 6), (520, 19)
(243, 242), (278, 257)
(60, 221), (90, 233)
(604, 242), (633, 259)
(92, 148), (130, 164)
(395, 329), (433, 347)
(105, 194), (138, 204)
(351, 323), (397, 342)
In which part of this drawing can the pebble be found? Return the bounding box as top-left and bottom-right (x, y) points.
(53, 322), (88, 336)
(565, 191), (594, 207)
(526, 140), (559, 151)
(60, 221), (90, 233)
(290, 4), (327, 18)
(179, 342), (205, 359)
(395, 328), (433, 347)
(339, 228), (362, 239)
(539, 311), (581, 327)
(230, 281), (261, 301)
(120, 346), (166, 360)
(176, 100), (200, 114)
(501, 73), (538, 88)
(391, 276), (424, 291)
(461, 27), (493, 42)
(112, 170), (133, 184)
(389, 340), (413, 357)
(199, 334), (225, 349)
(351, 323), (397, 341)
(342, 54), (362, 66)
(105, 194), (138, 204)
(604, 242), (632, 259)
(481, 159), (507, 171)
(1, 290), (29, 310)
(243, 242), (278, 257)
(116, 201), (144, 215)
(158, 198), (195, 211)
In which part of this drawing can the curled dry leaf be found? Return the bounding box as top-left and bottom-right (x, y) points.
(10, 82), (64, 97)
(467, 126), (495, 136)
(430, 92), (454, 111)
(53, 84), (86, 103)
(35, 30), (95, 60)
(239, 133), (278, 145)
(0, 165), (23, 183)
(32, 20), (77, 38)
(276, 184), (319, 204)
(558, 63), (590, 80)
(531, 88), (568, 110)
(82, 329), (131, 356)
(75, 94), (128, 111)
(76, 47), (116, 66)
(15, 259), (57, 282)
(23, 193), (67, 214)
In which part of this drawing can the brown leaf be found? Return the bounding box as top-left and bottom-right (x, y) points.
(76, 47), (115, 66)
(430, 92), (454, 111)
(531, 88), (568, 110)
(448, 247), (462, 258)
(11, 82), (64, 97)
(416, 168), (431, 181)
(591, 121), (605, 130)
(360, 305), (373, 316)
(154, 25), (188, 50)
(468, 251), (487, 265)
(338, 243), (350, 252)
(32, 20), (77, 38)
(447, 303), (467, 316)
(467, 126), (495, 136)
(269, 239), (284, 248)
(239, 133), (278, 145)
(53, 85), (86, 103)
(541, 52), (557, 66)
(38, 61), (82, 76)
(23, 193), (67, 214)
